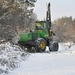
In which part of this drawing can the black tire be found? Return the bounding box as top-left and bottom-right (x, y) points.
(49, 41), (59, 51)
(35, 38), (46, 52)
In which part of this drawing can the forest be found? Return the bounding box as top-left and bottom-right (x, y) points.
(52, 16), (75, 42)
(0, 0), (75, 42)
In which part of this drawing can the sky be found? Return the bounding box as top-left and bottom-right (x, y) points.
(34, 0), (75, 21)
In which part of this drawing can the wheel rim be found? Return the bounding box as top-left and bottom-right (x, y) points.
(40, 41), (45, 50)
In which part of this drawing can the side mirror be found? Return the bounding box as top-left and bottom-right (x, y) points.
(53, 33), (56, 36)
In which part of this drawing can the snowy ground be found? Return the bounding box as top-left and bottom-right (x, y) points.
(0, 42), (75, 75)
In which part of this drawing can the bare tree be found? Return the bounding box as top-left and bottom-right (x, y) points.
(52, 16), (74, 42)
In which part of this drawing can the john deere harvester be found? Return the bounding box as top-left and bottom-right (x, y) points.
(18, 2), (59, 52)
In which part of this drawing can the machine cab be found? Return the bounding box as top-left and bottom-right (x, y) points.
(35, 21), (48, 34)
(35, 22), (43, 31)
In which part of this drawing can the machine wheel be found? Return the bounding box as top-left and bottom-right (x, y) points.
(49, 41), (59, 51)
(35, 38), (46, 52)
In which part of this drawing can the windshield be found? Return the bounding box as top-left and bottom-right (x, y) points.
(36, 25), (43, 30)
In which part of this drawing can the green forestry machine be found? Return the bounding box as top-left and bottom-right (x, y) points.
(18, 2), (59, 52)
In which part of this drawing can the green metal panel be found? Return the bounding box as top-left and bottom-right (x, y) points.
(19, 32), (32, 42)
(32, 31), (39, 40)
(19, 30), (48, 42)
(38, 31), (49, 38)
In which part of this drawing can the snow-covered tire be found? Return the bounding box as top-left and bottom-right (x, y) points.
(35, 38), (46, 52)
(49, 41), (59, 51)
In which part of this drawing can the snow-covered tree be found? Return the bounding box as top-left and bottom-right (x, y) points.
(0, 0), (37, 41)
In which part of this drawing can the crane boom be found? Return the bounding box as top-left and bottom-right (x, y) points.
(46, 2), (51, 36)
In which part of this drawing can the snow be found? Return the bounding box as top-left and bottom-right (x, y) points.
(0, 42), (29, 74)
(0, 43), (75, 75)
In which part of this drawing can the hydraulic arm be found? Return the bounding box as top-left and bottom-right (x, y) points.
(46, 2), (51, 36)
